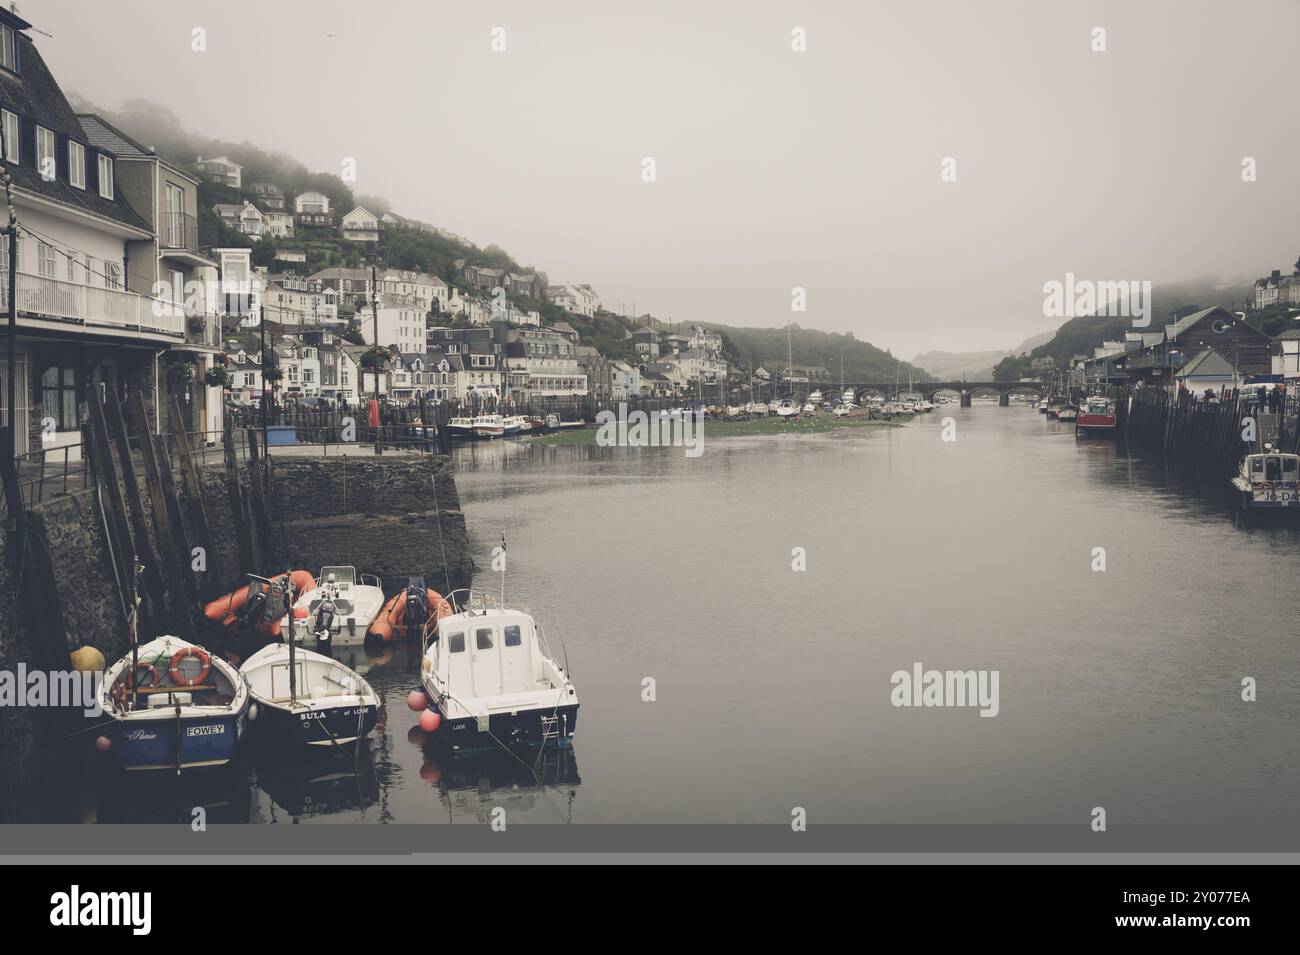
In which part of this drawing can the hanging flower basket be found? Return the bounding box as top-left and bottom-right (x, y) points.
(204, 365), (232, 388)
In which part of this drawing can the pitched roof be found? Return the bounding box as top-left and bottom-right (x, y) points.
(1177, 348), (1235, 378)
(0, 34), (150, 233)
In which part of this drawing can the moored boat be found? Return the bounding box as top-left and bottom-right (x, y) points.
(776, 398), (798, 417)
(501, 415), (527, 435)
(445, 416), (475, 440)
(283, 566), (386, 648)
(366, 577), (453, 644)
(203, 570), (316, 639)
(472, 414), (505, 439)
(413, 591), (579, 753)
(1076, 396), (1117, 436)
(1231, 449), (1300, 512)
(241, 643), (379, 747)
(100, 635), (249, 773)
(1057, 403), (1078, 422)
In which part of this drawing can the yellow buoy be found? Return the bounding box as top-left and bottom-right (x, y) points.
(69, 646), (105, 673)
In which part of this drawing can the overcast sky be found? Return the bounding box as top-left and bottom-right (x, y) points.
(27, 0), (1300, 358)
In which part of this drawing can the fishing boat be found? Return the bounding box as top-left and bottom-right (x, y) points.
(100, 635), (249, 773)
(241, 643), (379, 747)
(472, 414), (505, 439)
(445, 416), (476, 440)
(501, 415), (527, 435)
(414, 591), (579, 753)
(776, 398), (798, 417)
(1057, 403), (1078, 423)
(544, 413), (585, 430)
(283, 566), (386, 648)
(1231, 449), (1300, 511)
(1076, 396), (1117, 436)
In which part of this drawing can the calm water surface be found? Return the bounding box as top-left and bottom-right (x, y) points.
(95, 405), (1300, 824)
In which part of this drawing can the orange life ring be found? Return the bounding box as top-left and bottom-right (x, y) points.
(169, 647), (211, 687)
(112, 663), (159, 706)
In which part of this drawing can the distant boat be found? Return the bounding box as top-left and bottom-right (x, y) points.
(802, 402), (816, 413)
(446, 416), (475, 439)
(809, 389), (824, 405)
(842, 387), (856, 406)
(473, 414), (505, 439)
(501, 415), (527, 435)
(776, 398), (798, 417)
(1075, 397), (1116, 436)
(544, 413), (585, 430)
(1057, 404), (1078, 423)
(832, 404), (851, 417)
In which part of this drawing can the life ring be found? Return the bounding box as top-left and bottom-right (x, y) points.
(112, 663), (159, 706)
(169, 647), (211, 687)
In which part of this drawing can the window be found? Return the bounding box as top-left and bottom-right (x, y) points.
(35, 125), (54, 181)
(1, 109), (16, 163)
(68, 141), (85, 189)
(447, 632), (465, 654)
(164, 182), (183, 246)
(37, 241), (55, 279)
(97, 153), (113, 199)
(41, 366), (76, 431)
(104, 262), (121, 289)
(504, 626), (521, 648)
(476, 628), (495, 650)
(0, 23), (14, 72)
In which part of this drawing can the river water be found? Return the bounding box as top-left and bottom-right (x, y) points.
(92, 404), (1300, 824)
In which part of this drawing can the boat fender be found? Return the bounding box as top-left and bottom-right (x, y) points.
(418, 709), (441, 733)
(248, 703), (259, 722)
(169, 647), (211, 687)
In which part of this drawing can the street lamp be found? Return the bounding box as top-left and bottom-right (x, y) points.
(366, 254), (384, 455)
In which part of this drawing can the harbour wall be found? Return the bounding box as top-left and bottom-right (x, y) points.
(0, 445), (473, 822)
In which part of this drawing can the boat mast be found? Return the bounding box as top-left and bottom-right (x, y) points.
(285, 572), (296, 703)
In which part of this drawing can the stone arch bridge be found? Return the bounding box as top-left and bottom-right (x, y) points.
(843, 381), (1045, 407)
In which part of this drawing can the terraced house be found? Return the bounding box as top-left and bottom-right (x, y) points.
(0, 7), (185, 459)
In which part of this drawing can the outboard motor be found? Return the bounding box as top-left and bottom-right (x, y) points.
(241, 580), (270, 626)
(314, 599), (337, 650)
(403, 576), (429, 636)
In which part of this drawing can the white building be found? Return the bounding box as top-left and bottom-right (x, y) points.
(195, 154), (243, 188)
(360, 294), (427, 354)
(340, 205), (380, 242)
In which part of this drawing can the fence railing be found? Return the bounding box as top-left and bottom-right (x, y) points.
(0, 270), (185, 338)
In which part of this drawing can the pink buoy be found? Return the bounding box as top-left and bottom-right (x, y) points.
(406, 690), (427, 712)
(418, 709), (441, 733)
(95, 735), (112, 752)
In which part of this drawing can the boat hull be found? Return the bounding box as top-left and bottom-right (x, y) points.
(253, 699), (379, 746)
(111, 708), (247, 772)
(424, 698), (579, 753)
(1076, 413), (1117, 435)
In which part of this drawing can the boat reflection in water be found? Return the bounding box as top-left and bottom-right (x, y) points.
(95, 759), (252, 824)
(409, 726), (581, 823)
(249, 739), (383, 821)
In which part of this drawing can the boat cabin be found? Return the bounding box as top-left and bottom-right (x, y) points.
(427, 609), (559, 702)
(1241, 452), (1300, 486)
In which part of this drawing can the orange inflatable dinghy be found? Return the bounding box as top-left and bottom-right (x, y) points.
(203, 570), (317, 638)
(366, 580), (451, 643)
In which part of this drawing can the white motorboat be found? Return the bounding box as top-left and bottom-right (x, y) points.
(241, 643), (379, 747)
(415, 591), (579, 753)
(842, 388), (856, 406)
(776, 398), (798, 417)
(473, 414), (505, 439)
(501, 415), (527, 435)
(1232, 448), (1300, 512)
(808, 390), (824, 405)
(832, 404), (851, 417)
(802, 402), (816, 413)
(283, 566), (386, 648)
(744, 401), (768, 416)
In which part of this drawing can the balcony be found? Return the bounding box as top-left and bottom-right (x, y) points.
(158, 210), (200, 252)
(0, 270), (184, 339)
(184, 311), (222, 349)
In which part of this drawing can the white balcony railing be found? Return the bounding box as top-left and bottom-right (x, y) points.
(0, 270), (185, 338)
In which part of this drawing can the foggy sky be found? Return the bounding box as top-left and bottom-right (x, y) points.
(28, 0), (1300, 358)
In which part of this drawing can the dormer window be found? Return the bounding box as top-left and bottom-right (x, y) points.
(0, 24), (15, 72)
(36, 125), (54, 181)
(68, 142), (85, 189)
(97, 153), (113, 199)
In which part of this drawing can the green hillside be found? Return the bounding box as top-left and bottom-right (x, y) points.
(697, 323), (930, 382)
